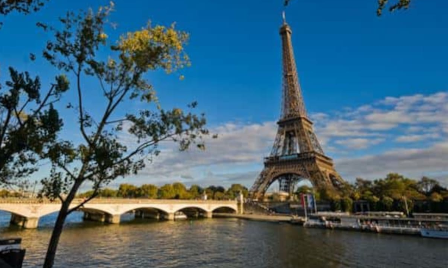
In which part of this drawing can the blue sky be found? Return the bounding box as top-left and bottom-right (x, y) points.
(1, 0), (447, 190)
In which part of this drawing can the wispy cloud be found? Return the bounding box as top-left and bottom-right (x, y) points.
(335, 138), (385, 149)
(117, 91), (448, 188)
(313, 91), (448, 151)
(336, 141), (448, 186)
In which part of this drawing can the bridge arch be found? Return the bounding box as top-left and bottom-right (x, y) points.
(173, 205), (210, 219)
(123, 206), (171, 221)
(115, 205), (171, 215)
(174, 205), (209, 213)
(212, 206), (237, 213)
(0, 207), (27, 218)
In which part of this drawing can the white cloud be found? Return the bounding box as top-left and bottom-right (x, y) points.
(335, 138), (385, 149)
(313, 91), (448, 150)
(395, 133), (440, 143)
(117, 91), (448, 188)
(124, 122), (276, 186)
(336, 141), (448, 186)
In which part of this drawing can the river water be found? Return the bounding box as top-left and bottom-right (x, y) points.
(0, 212), (446, 268)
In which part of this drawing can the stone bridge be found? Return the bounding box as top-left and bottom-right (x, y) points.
(0, 198), (241, 228)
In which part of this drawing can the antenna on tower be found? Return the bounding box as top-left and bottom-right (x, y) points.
(282, 11), (286, 24)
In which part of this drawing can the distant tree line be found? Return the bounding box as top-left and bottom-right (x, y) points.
(295, 173), (448, 213)
(77, 183), (249, 200)
(0, 189), (22, 198)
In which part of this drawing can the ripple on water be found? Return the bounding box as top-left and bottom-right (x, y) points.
(0, 212), (446, 268)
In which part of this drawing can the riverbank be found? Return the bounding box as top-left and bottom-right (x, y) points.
(214, 213), (292, 223)
(304, 219), (422, 236)
(2, 212), (446, 268)
(216, 212), (447, 238)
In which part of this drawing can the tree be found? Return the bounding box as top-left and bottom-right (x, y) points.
(36, 4), (212, 267)
(137, 184), (158, 198)
(0, 189), (10, 197)
(341, 197), (353, 213)
(172, 182), (189, 199)
(204, 187), (214, 200)
(99, 188), (117, 198)
(294, 185), (312, 199)
(117, 183), (138, 198)
(377, 0), (411, 16)
(284, 0), (412, 17)
(417, 176), (440, 196)
(226, 184), (248, 199)
(214, 191), (225, 200)
(0, 68), (67, 186)
(188, 184), (203, 199)
(158, 184), (175, 199)
(78, 187), (117, 198)
(205, 185), (225, 200)
(429, 192), (443, 203)
(0, 0), (48, 28)
(381, 196), (394, 211)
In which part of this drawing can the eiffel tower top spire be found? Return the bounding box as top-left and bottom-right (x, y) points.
(279, 13), (307, 120)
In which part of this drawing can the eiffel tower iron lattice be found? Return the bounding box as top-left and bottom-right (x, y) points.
(249, 15), (345, 200)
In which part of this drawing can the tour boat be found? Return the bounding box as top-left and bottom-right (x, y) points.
(420, 228), (448, 239)
(0, 238), (26, 268)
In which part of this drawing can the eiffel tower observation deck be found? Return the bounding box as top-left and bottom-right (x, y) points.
(249, 12), (346, 200)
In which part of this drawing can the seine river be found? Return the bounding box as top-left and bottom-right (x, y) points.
(0, 212), (446, 268)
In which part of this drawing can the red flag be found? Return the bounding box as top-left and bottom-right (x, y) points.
(300, 193), (306, 208)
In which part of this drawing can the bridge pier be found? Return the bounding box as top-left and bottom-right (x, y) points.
(106, 214), (120, 224)
(237, 192), (244, 214)
(83, 212), (121, 224)
(10, 214), (39, 229)
(161, 213), (175, 221)
(204, 211), (213, 219)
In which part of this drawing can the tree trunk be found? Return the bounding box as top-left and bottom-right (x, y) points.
(42, 179), (83, 268)
(42, 200), (70, 268)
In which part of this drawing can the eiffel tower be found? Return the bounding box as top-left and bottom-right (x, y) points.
(249, 13), (345, 200)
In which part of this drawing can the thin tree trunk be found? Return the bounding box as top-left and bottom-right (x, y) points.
(42, 179), (82, 268)
(42, 200), (70, 268)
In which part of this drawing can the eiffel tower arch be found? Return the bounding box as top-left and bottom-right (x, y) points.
(249, 15), (345, 200)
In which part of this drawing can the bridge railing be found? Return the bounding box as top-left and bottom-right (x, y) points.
(0, 198), (238, 204)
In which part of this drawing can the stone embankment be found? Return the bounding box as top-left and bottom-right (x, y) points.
(216, 210), (448, 238)
(214, 213), (292, 223)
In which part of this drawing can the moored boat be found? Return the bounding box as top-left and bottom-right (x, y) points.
(0, 238), (26, 268)
(420, 228), (448, 239)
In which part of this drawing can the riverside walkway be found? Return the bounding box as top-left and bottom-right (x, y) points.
(0, 198), (241, 228)
(215, 213), (293, 223)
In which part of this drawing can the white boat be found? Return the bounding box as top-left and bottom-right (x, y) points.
(420, 228), (448, 239)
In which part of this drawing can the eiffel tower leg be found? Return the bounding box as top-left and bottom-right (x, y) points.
(249, 167), (275, 201)
(304, 161), (345, 193)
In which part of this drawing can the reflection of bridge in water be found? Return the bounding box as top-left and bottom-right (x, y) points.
(0, 199), (242, 228)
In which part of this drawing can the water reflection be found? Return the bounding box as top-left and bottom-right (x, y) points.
(0, 212), (446, 268)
